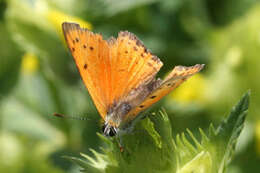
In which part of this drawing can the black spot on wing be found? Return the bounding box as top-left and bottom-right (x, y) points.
(83, 64), (88, 69)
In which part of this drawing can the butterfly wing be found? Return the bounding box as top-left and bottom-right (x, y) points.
(107, 31), (163, 106)
(62, 22), (110, 118)
(124, 64), (204, 122)
(62, 22), (163, 120)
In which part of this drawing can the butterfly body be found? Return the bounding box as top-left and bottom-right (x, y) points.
(62, 22), (204, 137)
(103, 78), (162, 136)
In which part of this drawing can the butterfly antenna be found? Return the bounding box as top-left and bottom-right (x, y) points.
(53, 113), (89, 121)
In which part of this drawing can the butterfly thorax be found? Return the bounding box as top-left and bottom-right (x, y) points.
(105, 102), (132, 127)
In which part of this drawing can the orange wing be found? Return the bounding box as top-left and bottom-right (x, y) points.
(107, 31), (163, 106)
(62, 22), (109, 118)
(124, 64), (204, 122)
(62, 22), (163, 119)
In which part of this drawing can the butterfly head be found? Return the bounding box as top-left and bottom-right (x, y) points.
(102, 123), (118, 137)
(102, 102), (132, 137)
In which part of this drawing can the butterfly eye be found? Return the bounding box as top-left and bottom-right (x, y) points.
(102, 124), (117, 137)
(109, 127), (117, 137)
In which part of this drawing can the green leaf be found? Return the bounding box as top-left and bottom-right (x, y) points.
(213, 91), (250, 172)
(141, 116), (162, 148)
(177, 151), (212, 173)
(173, 129), (213, 172)
(63, 155), (103, 173)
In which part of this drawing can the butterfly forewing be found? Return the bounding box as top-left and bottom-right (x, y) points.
(109, 32), (163, 104)
(62, 23), (109, 119)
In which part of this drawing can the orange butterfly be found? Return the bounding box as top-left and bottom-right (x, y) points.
(62, 22), (204, 137)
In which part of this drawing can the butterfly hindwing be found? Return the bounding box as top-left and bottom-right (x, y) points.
(124, 64), (204, 122)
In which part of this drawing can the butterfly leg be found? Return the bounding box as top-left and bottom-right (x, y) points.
(116, 133), (125, 152)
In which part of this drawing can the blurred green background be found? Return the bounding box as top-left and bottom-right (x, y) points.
(0, 0), (260, 172)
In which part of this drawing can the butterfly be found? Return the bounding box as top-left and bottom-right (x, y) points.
(62, 22), (204, 137)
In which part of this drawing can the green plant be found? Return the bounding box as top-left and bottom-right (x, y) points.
(65, 91), (250, 173)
